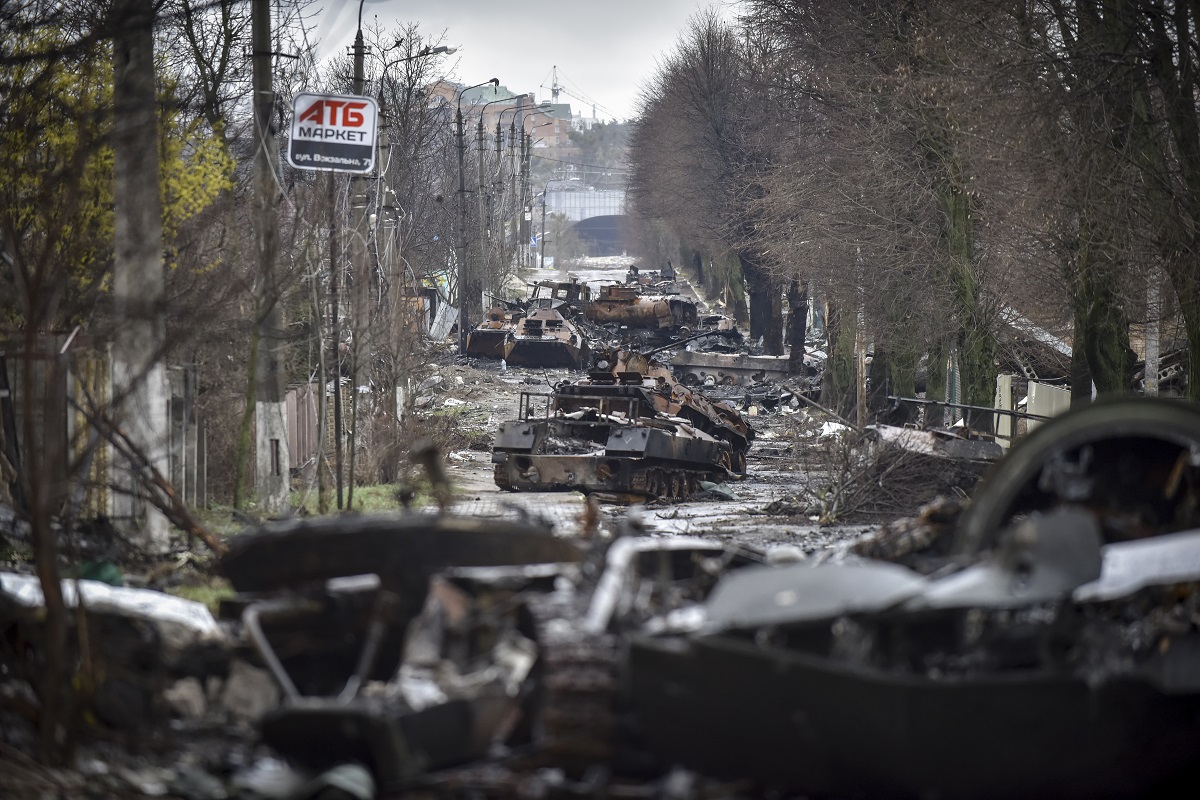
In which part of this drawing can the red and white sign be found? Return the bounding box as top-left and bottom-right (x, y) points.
(288, 92), (378, 173)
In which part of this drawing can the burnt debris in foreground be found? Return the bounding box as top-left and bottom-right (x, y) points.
(3, 398), (1200, 798)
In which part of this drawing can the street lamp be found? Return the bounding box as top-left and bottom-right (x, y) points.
(457, 78), (499, 354)
(410, 44), (456, 58)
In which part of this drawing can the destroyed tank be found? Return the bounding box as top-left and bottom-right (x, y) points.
(584, 284), (699, 331)
(465, 305), (520, 360)
(502, 307), (589, 369)
(526, 277), (591, 314)
(492, 349), (753, 499)
(627, 398), (1200, 798)
(465, 281), (592, 366)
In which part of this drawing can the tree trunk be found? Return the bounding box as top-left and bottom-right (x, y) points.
(958, 324), (997, 434)
(786, 277), (809, 374)
(25, 330), (69, 765)
(742, 254), (783, 354)
(1069, 312), (1094, 408)
(869, 346), (919, 426)
(937, 183), (996, 433)
(232, 328), (258, 510)
(821, 303), (857, 418)
(925, 338), (948, 427)
(1166, 263), (1200, 401)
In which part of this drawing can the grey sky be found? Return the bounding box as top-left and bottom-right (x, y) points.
(313, 0), (721, 122)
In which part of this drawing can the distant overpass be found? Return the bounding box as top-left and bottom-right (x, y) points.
(544, 180), (633, 256)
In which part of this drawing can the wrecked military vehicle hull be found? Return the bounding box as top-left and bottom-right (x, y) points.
(502, 308), (589, 370)
(220, 513), (586, 794)
(630, 635), (1200, 799)
(624, 398), (1200, 798)
(465, 307), (518, 360)
(492, 408), (737, 498)
(585, 285), (699, 331)
(492, 350), (753, 499)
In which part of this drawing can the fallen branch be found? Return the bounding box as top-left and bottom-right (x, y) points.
(68, 398), (228, 557)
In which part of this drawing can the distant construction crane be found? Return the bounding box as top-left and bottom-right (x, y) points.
(541, 65), (605, 120)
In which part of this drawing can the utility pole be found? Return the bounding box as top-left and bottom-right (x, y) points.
(508, 121), (518, 270)
(328, 174), (344, 510)
(346, 25), (368, 509)
(456, 79), (498, 353)
(539, 188), (548, 269)
(476, 118), (488, 299)
(112, 0), (168, 550)
(456, 102), (469, 353)
(521, 131), (533, 269)
(252, 0), (289, 515)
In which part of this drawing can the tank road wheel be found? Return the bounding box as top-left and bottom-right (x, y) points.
(494, 463), (514, 491)
(644, 471), (660, 498)
(670, 473), (685, 500)
(955, 398), (1200, 554)
(647, 469), (671, 500)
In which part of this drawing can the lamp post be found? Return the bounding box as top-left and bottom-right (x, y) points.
(457, 78), (499, 354)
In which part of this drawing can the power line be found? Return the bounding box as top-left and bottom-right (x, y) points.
(559, 71), (615, 118)
(532, 153), (630, 173)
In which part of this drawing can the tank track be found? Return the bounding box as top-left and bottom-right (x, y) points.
(493, 463), (513, 491)
(495, 460), (721, 501)
(523, 588), (620, 770)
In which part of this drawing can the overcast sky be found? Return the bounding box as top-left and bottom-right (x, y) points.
(313, 0), (724, 122)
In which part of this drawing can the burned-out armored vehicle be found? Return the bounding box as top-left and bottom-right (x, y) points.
(492, 349), (753, 498)
(502, 307), (589, 369)
(628, 397), (1200, 798)
(465, 304), (519, 360)
(584, 284), (699, 333)
(465, 280), (593, 367)
(526, 277), (591, 314)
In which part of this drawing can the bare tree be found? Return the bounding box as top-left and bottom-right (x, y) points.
(629, 9), (789, 354)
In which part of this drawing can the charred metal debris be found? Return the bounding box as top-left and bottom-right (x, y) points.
(492, 348), (754, 501)
(470, 268), (828, 502)
(4, 398), (1200, 798)
(464, 269), (814, 389)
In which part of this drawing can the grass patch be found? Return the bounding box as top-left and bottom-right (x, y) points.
(166, 577), (234, 615)
(290, 484), (407, 515)
(193, 504), (253, 538)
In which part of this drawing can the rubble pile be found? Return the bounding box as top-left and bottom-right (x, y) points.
(7, 398), (1200, 796)
(761, 416), (1001, 523)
